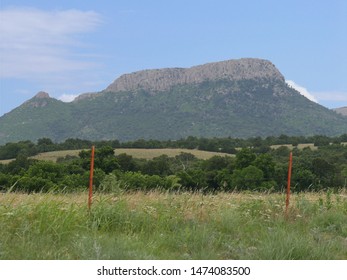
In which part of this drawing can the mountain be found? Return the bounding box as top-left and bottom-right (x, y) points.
(0, 58), (346, 144)
(106, 58), (284, 92)
(334, 106), (347, 116)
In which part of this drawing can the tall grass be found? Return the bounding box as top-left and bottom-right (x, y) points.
(0, 191), (346, 259)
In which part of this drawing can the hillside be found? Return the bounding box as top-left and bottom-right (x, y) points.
(0, 58), (346, 144)
(334, 106), (347, 116)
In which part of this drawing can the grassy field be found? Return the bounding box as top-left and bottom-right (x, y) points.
(1, 142), (346, 164)
(0, 191), (346, 260)
(0, 148), (233, 164)
(270, 143), (318, 150)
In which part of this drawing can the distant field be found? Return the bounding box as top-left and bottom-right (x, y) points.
(0, 191), (346, 259)
(270, 143), (318, 150)
(0, 159), (13, 164)
(30, 144), (322, 162)
(271, 142), (347, 150)
(34, 148), (233, 161)
(0, 148), (233, 164)
(1, 142), (346, 164)
(113, 148), (233, 160)
(32, 149), (83, 161)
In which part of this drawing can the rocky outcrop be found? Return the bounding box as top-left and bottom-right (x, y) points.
(334, 106), (347, 116)
(33, 91), (50, 99)
(73, 92), (99, 102)
(24, 91), (52, 108)
(106, 58), (284, 92)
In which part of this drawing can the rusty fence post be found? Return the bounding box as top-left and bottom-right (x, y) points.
(285, 151), (293, 217)
(88, 146), (95, 211)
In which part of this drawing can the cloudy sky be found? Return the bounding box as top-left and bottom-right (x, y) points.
(1, 0), (346, 116)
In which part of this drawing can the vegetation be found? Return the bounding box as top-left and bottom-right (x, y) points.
(1, 78), (346, 144)
(0, 135), (347, 193)
(0, 135), (346, 260)
(0, 191), (345, 260)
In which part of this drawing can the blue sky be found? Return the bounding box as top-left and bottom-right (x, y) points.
(1, 0), (346, 116)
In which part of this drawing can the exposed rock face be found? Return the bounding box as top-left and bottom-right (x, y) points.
(24, 91), (51, 108)
(334, 106), (347, 116)
(106, 58), (284, 92)
(73, 92), (99, 102)
(33, 91), (50, 99)
(1, 58), (347, 144)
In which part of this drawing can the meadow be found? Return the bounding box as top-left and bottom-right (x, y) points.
(0, 190), (346, 260)
(0, 148), (233, 164)
(32, 148), (233, 161)
(4, 142), (343, 164)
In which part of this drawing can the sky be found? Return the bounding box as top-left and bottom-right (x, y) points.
(0, 0), (346, 116)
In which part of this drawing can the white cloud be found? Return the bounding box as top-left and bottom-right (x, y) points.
(286, 80), (318, 103)
(0, 7), (102, 78)
(58, 94), (78, 102)
(312, 91), (347, 102)
(310, 91), (347, 109)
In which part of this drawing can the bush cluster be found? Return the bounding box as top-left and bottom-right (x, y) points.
(1, 137), (347, 193)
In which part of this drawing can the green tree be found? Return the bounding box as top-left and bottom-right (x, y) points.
(26, 161), (66, 184)
(311, 158), (335, 179)
(202, 156), (233, 171)
(141, 155), (172, 176)
(79, 146), (119, 173)
(313, 135), (330, 147)
(235, 148), (256, 169)
(341, 165), (347, 187)
(116, 153), (137, 172)
(177, 169), (208, 191)
(231, 165), (264, 190)
(37, 138), (55, 152)
(253, 153), (275, 180)
(292, 169), (316, 191)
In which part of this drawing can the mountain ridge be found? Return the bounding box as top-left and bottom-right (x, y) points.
(106, 58), (284, 93)
(0, 58), (346, 144)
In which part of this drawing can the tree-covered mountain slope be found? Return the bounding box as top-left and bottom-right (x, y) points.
(0, 58), (346, 144)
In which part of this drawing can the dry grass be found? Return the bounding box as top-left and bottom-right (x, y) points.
(1, 191), (346, 259)
(32, 149), (83, 161)
(0, 192), (87, 207)
(114, 148), (232, 160)
(1, 190), (341, 214)
(4, 141), (346, 164)
(0, 159), (13, 164)
(0, 148), (233, 164)
(270, 143), (318, 150)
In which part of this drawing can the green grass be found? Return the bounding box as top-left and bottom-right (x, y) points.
(0, 191), (346, 259)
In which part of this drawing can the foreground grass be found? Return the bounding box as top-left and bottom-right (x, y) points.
(0, 191), (346, 260)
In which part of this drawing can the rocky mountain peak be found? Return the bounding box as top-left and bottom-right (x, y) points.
(24, 91), (52, 108)
(106, 58), (285, 92)
(33, 91), (50, 99)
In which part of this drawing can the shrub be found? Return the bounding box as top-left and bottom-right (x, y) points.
(231, 165), (264, 190)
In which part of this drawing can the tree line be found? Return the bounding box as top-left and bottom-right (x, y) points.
(1, 134), (347, 160)
(0, 136), (347, 193)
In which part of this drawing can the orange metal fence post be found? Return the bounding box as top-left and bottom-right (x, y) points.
(88, 146), (95, 211)
(285, 151), (293, 216)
